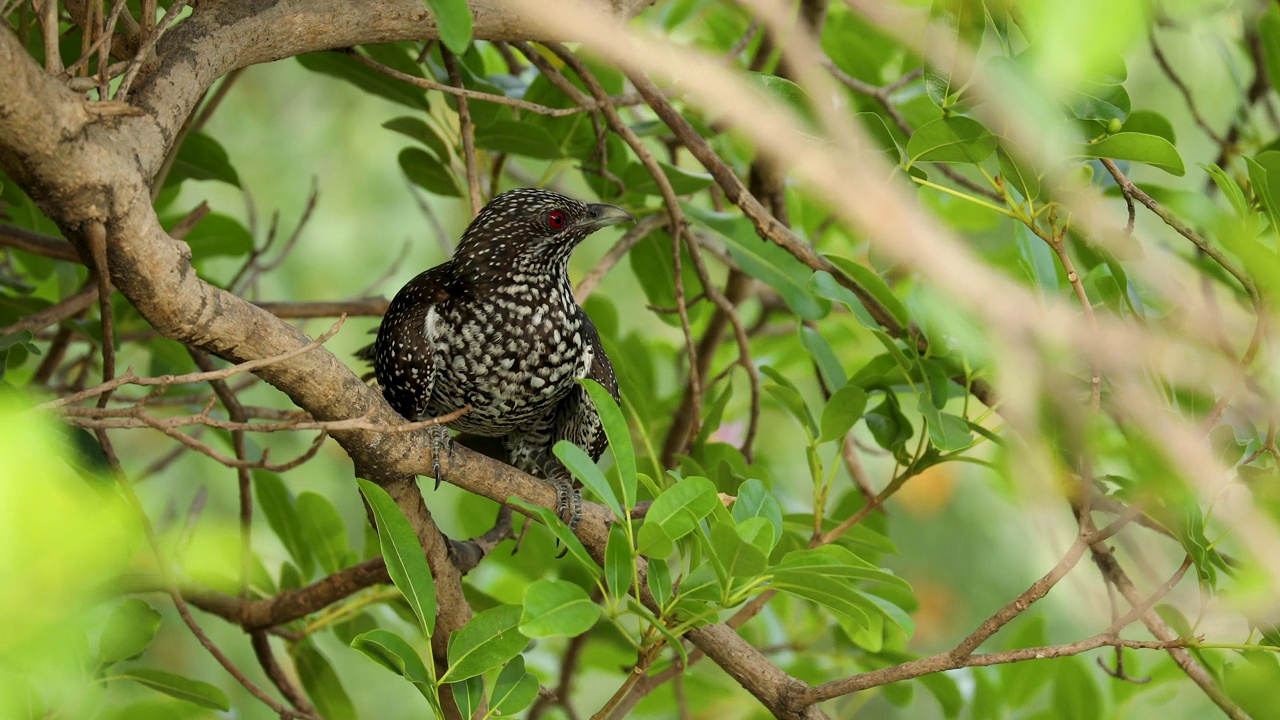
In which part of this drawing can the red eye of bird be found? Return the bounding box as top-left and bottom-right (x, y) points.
(548, 210), (567, 229)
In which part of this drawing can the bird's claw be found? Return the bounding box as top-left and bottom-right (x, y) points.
(426, 423), (452, 490)
(549, 474), (581, 558)
(552, 476), (582, 533)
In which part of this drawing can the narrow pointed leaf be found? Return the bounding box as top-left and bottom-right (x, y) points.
(357, 478), (437, 638)
(582, 378), (636, 510)
(553, 440), (621, 519)
(120, 669), (229, 711)
(605, 522), (634, 600)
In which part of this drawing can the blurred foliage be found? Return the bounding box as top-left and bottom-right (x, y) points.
(3, 0), (1280, 718)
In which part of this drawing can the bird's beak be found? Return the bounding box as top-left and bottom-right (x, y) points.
(578, 203), (636, 232)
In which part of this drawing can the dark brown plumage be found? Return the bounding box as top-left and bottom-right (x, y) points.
(361, 188), (633, 532)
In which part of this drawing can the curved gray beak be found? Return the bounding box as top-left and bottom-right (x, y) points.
(577, 203), (636, 232)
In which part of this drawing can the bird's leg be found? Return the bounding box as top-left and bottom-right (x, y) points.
(547, 467), (582, 557)
(425, 423), (453, 490)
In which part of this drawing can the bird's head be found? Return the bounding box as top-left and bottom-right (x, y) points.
(453, 188), (634, 276)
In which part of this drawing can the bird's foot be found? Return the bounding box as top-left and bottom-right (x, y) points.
(550, 473), (581, 559)
(426, 423), (453, 490)
(551, 475), (582, 534)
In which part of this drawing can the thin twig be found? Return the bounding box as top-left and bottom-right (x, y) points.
(39, 316), (347, 410)
(250, 631), (317, 716)
(189, 350), (254, 597)
(0, 284), (98, 337)
(442, 48), (483, 216)
(61, 404), (471, 434)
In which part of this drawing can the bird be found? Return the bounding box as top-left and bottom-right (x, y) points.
(361, 188), (634, 535)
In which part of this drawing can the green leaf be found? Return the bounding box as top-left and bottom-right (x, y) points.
(474, 120), (566, 159)
(399, 147), (460, 197)
(709, 521), (768, 579)
(919, 401), (974, 452)
(553, 440), (621, 520)
(297, 51), (429, 110)
(906, 117), (997, 165)
(357, 478), (437, 638)
(1069, 80), (1131, 122)
(731, 479), (783, 550)
(254, 471), (314, 578)
(520, 578), (601, 638)
(97, 599), (161, 666)
(182, 213), (253, 261)
(1122, 110), (1176, 145)
(924, 0), (984, 108)
(294, 642), (358, 720)
(605, 522), (634, 600)
(820, 383), (869, 444)
(1202, 162), (1249, 219)
(998, 617), (1050, 707)
(491, 657), (539, 717)
(1223, 651), (1280, 720)
(648, 557), (673, 608)
(509, 498), (600, 577)
(453, 675), (483, 720)
(919, 671), (963, 718)
(866, 392), (914, 457)
(799, 325), (848, 390)
(1260, 7), (1280, 98)
(825, 254), (910, 328)
(443, 604), (527, 681)
(1079, 132), (1185, 176)
(1051, 657), (1101, 720)
(856, 111), (903, 165)
(167, 132), (241, 188)
(350, 629), (438, 706)
(761, 365), (818, 438)
(295, 491), (352, 576)
(1247, 151), (1280, 229)
(808, 270), (880, 329)
(770, 572), (870, 626)
(582, 378), (636, 510)
(383, 116), (452, 162)
(426, 0), (474, 54)
(774, 545), (911, 588)
(636, 476), (719, 557)
(997, 147), (1040, 202)
(683, 204), (829, 320)
(120, 669), (230, 711)
(746, 72), (814, 121)
(624, 161), (715, 197)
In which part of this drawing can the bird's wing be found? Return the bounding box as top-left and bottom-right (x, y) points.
(371, 263), (456, 421)
(580, 318), (618, 461)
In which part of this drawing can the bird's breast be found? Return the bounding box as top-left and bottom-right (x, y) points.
(427, 292), (587, 435)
